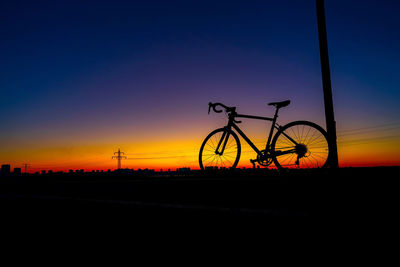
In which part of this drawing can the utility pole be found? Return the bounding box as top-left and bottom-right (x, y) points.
(112, 149), (127, 170)
(316, 0), (339, 168)
(22, 163), (31, 173)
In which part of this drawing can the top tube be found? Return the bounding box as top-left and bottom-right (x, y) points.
(235, 114), (273, 121)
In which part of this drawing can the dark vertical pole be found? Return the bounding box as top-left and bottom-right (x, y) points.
(117, 149), (121, 170)
(316, 0), (339, 168)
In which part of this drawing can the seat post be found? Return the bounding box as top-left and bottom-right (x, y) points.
(273, 107), (280, 120)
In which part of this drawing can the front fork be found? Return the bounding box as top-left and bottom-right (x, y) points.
(215, 127), (231, 155)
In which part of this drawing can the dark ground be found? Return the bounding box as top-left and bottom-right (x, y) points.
(1, 167), (399, 219)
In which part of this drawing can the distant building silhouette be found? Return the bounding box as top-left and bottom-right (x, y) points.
(205, 166), (218, 170)
(13, 168), (21, 175)
(1, 164), (11, 175)
(177, 167), (191, 174)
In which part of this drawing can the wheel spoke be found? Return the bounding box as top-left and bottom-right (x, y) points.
(273, 123), (329, 169)
(200, 129), (240, 169)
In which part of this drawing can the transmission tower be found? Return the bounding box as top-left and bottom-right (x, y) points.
(22, 163), (31, 173)
(112, 149), (127, 170)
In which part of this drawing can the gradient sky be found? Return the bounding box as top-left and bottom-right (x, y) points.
(1, 0), (399, 172)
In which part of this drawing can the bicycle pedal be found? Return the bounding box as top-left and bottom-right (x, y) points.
(250, 159), (256, 168)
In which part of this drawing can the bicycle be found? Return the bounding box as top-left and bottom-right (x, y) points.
(199, 101), (330, 170)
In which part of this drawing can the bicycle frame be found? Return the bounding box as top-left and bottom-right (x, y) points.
(215, 108), (298, 156)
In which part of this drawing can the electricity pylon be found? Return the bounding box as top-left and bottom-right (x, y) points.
(112, 149), (127, 170)
(22, 163), (31, 173)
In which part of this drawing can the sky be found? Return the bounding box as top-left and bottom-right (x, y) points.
(1, 0), (399, 172)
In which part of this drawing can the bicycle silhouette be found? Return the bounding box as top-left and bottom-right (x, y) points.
(199, 101), (330, 170)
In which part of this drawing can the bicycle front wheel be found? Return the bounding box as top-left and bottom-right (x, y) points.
(199, 128), (241, 170)
(271, 121), (329, 169)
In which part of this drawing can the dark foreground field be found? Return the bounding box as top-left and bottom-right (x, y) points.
(0, 167), (399, 219)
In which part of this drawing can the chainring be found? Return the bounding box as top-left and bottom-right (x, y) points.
(257, 150), (273, 167)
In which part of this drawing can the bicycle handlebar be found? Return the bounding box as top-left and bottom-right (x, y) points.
(208, 102), (242, 123)
(208, 102), (235, 114)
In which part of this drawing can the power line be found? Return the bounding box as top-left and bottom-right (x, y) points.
(338, 126), (400, 137)
(339, 121), (400, 134)
(338, 134), (400, 147)
(127, 155), (188, 160)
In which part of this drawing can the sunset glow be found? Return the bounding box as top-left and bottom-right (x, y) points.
(1, 0), (399, 172)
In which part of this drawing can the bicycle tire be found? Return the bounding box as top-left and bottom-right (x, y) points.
(271, 121), (329, 170)
(199, 128), (241, 170)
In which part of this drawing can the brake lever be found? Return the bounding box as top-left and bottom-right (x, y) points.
(208, 103), (212, 114)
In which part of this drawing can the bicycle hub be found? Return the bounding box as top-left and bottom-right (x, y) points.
(295, 144), (308, 157)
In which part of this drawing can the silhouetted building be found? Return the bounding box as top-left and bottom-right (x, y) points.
(1, 164), (11, 175)
(116, 168), (134, 174)
(136, 168), (155, 175)
(41, 170), (46, 175)
(177, 167), (191, 174)
(13, 168), (21, 175)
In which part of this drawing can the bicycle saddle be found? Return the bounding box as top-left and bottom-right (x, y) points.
(268, 100), (291, 109)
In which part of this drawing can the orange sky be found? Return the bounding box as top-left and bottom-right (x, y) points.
(2, 121), (399, 173)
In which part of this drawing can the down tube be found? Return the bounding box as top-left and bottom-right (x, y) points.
(232, 124), (261, 154)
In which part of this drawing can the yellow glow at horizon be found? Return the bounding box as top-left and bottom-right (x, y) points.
(1, 128), (399, 172)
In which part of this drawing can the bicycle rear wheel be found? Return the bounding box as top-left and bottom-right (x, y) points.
(199, 128), (241, 170)
(271, 121), (329, 169)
